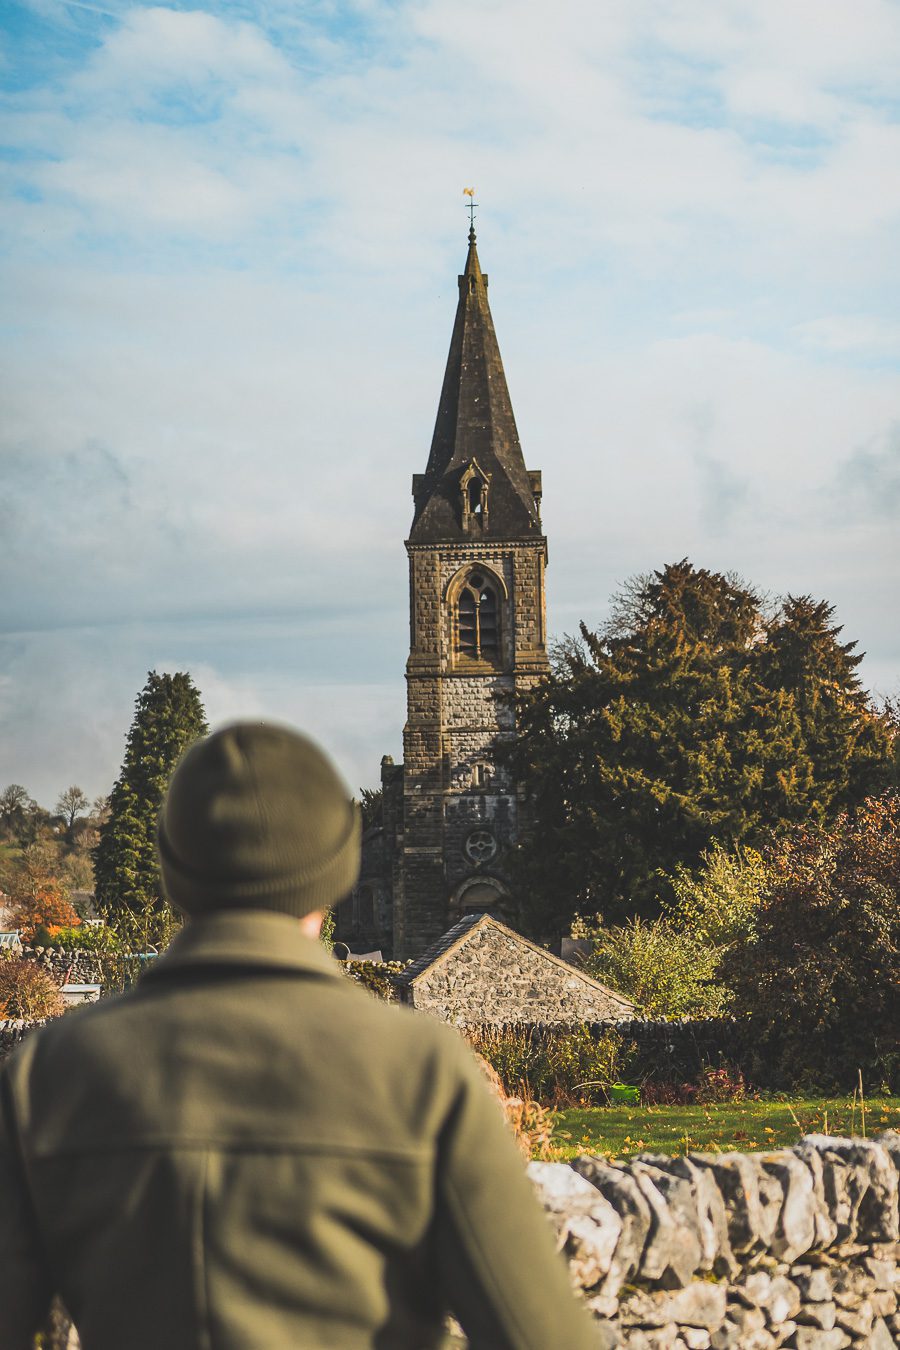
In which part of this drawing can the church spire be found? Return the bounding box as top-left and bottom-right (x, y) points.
(409, 231), (542, 543)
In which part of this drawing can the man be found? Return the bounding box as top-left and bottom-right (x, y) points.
(0, 722), (599, 1348)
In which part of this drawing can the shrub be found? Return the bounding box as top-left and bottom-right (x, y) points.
(665, 842), (766, 948)
(695, 1062), (748, 1103)
(343, 961), (404, 1001)
(35, 923), (121, 953)
(319, 907), (336, 951)
(584, 917), (729, 1017)
(464, 1025), (632, 1107)
(724, 793), (900, 1091)
(640, 1061), (749, 1106)
(473, 1054), (556, 1159)
(0, 957), (65, 1019)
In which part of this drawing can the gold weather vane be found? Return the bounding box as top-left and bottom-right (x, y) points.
(463, 187), (478, 231)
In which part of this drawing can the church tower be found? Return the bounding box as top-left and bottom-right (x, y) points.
(392, 228), (548, 958)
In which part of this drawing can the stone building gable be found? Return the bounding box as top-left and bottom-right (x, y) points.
(397, 912), (482, 984)
(397, 914), (635, 1025)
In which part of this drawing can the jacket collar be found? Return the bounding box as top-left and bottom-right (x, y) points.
(142, 909), (343, 981)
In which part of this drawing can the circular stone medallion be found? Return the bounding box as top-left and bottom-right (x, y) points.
(464, 829), (498, 864)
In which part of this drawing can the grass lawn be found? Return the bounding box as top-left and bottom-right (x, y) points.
(546, 1096), (900, 1161)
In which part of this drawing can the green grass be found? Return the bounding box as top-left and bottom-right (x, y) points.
(546, 1096), (900, 1161)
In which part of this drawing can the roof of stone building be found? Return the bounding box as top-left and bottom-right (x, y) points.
(396, 912), (483, 985)
(396, 912), (635, 1014)
(408, 229), (544, 545)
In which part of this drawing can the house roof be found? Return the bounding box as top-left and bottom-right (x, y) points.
(396, 913), (483, 985)
(395, 913), (635, 1013)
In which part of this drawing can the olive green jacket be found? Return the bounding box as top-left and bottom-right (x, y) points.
(0, 911), (598, 1348)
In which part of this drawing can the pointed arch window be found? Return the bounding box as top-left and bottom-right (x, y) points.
(457, 572), (499, 661)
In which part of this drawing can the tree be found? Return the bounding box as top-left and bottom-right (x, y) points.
(93, 671), (207, 950)
(759, 596), (894, 816)
(503, 562), (805, 938)
(56, 785), (90, 841)
(5, 842), (61, 903)
(2, 841), (78, 942)
(90, 795), (111, 825)
(357, 787), (383, 832)
(502, 562), (896, 942)
(724, 794), (900, 1090)
(0, 784), (48, 845)
(12, 885), (81, 944)
(0, 784), (31, 836)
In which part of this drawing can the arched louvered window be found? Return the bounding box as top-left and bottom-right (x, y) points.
(457, 572), (499, 660)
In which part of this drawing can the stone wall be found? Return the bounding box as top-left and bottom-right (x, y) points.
(18, 947), (105, 983)
(14, 947), (149, 992)
(529, 1132), (900, 1348)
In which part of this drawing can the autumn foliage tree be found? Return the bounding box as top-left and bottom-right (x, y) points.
(11, 886), (81, 944)
(4, 842), (81, 942)
(724, 794), (900, 1090)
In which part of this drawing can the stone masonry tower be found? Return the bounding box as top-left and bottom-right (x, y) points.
(392, 228), (548, 958)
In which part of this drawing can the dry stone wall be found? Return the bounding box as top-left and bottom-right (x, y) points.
(18, 947), (106, 983)
(529, 1132), (900, 1348)
(12, 946), (148, 993)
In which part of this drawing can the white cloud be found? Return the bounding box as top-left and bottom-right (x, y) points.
(794, 314), (900, 358)
(1, 0), (898, 802)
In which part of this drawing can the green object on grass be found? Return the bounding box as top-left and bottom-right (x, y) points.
(609, 1083), (640, 1104)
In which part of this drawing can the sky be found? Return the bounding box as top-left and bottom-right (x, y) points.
(2, 0), (899, 807)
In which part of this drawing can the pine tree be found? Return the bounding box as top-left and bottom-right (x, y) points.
(93, 671), (207, 949)
(759, 596), (893, 817)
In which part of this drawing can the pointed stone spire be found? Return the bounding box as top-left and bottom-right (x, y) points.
(409, 231), (542, 543)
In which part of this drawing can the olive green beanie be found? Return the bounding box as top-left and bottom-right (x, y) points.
(157, 722), (361, 918)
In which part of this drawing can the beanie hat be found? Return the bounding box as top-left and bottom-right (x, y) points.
(157, 721), (361, 918)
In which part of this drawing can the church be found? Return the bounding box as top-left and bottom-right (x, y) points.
(336, 228), (548, 960)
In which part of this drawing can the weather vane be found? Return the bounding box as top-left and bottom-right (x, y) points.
(463, 187), (478, 232)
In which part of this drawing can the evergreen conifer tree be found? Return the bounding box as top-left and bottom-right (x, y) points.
(93, 671), (207, 949)
(759, 596), (893, 816)
(503, 561), (894, 941)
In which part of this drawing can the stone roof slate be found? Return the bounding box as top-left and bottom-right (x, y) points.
(395, 912), (482, 986)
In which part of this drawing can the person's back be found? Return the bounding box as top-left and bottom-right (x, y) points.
(0, 723), (599, 1348)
